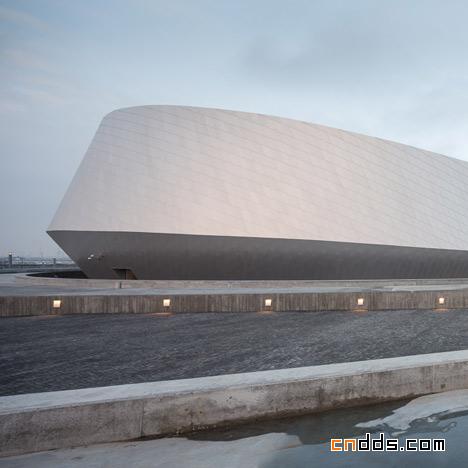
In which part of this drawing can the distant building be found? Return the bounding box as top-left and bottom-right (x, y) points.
(48, 106), (468, 279)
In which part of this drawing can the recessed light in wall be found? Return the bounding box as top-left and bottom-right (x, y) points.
(357, 298), (364, 306)
(438, 297), (445, 305)
(264, 298), (272, 307)
(163, 299), (171, 307)
(53, 300), (61, 309)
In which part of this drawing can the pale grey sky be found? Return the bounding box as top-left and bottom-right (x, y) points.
(1, 0), (468, 256)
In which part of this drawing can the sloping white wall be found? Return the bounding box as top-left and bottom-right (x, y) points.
(49, 105), (468, 250)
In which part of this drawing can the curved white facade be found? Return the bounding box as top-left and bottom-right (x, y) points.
(48, 106), (468, 280)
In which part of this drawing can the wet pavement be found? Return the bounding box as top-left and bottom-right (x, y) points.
(1, 308), (468, 396)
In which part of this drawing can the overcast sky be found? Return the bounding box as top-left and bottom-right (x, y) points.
(1, 0), (468, 256)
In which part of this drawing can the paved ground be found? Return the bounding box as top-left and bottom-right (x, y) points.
(3, 273), (468, 296)
(1, 308), (468, 396)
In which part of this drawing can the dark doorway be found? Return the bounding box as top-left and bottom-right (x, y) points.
(113, 268), (137, 280)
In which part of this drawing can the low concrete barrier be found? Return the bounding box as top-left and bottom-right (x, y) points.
(1, 288), (467, 316)
(1, 350), (468, 457)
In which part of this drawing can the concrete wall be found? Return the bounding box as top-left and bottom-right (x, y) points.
(2, 350), (468, 457)
(0, 288), (466, 317)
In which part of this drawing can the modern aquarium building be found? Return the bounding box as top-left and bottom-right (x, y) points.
(48, 106), (468, 280)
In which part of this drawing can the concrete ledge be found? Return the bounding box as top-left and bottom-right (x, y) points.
(2, 350), (468, 457)
(1, 288), (468, 316)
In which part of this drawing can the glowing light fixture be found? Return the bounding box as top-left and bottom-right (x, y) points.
(264, 298), (272, 307)
(163, 298), (171, 307)
(53, 300), (61, 309)
(438, 297), (445, 305)
(357, 298), (364, 306)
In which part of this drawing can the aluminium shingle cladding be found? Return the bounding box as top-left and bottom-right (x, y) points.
(49, 105), (468, 251)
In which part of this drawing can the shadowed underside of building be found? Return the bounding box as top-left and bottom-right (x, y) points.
(48, 106), (468, 280)
(48, 231), (468, 280)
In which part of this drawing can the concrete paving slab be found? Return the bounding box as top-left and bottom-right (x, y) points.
(4, 274), (468, 296)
